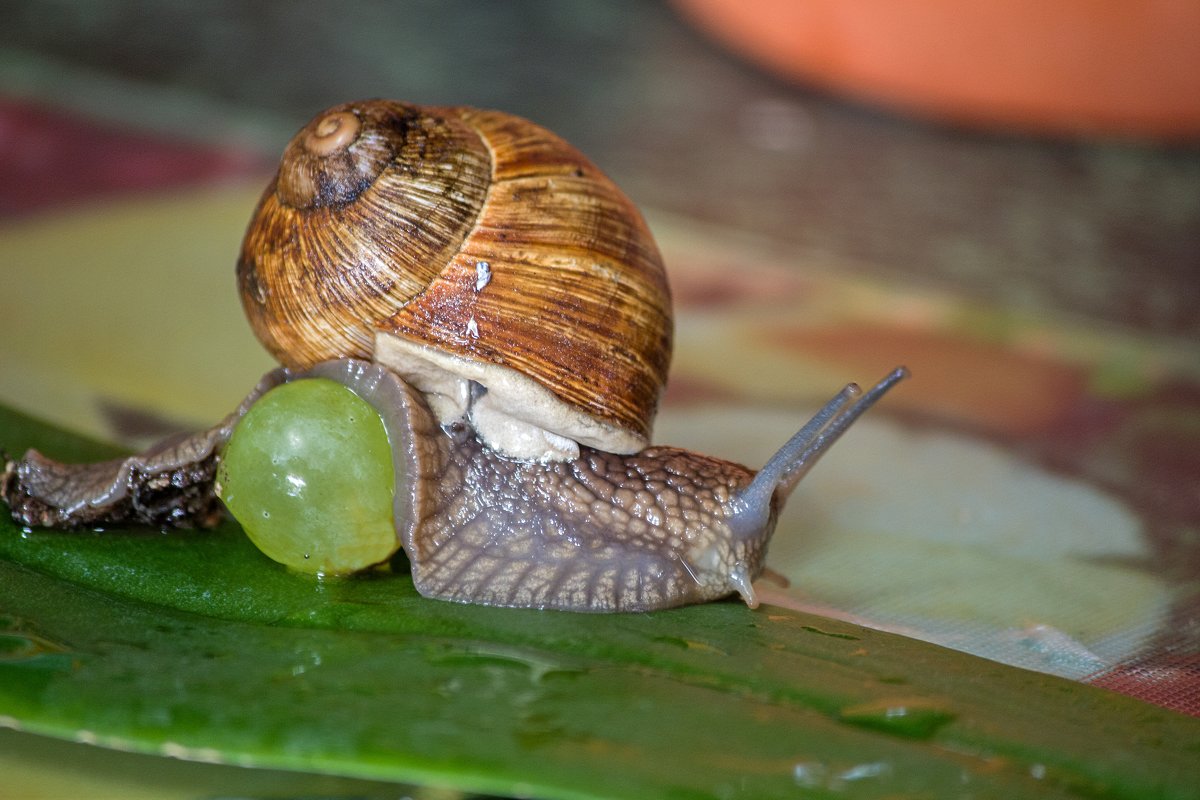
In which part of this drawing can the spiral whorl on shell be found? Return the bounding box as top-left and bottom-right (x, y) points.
(238, 99), (673, 461)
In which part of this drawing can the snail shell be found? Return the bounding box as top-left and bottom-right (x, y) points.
(237, 100), (672, 462)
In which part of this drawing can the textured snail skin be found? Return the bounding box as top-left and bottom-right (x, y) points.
(1, 371), (284, 530)
(238, 99), (673, 461)
(415, 437), (768, 611)
(313, 360), (770, 612)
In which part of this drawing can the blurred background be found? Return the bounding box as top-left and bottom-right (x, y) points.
(1, 3), (1199, 790)
(2, 0), (1197, 334)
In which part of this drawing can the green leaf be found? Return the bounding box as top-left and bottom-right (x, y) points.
(2, 403), (1199, 800)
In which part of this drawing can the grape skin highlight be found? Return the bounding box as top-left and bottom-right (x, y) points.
(217, 378), (397, 575)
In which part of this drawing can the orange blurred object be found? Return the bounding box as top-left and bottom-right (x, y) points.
(673, 0), (1200, 140)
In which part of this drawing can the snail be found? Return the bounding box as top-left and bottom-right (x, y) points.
(1, 99), (907, 612)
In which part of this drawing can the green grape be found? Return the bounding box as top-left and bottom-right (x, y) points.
(217, 378), (397, 575)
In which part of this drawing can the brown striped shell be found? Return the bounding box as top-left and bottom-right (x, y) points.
(237, 99), (673, 462)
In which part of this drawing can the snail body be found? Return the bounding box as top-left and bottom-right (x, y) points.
(4, 358), (903, 611)
(295, 359), (772, 611)
(1, 99), (909, 612)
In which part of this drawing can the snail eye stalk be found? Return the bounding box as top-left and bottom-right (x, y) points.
(728, 367), (909, 542)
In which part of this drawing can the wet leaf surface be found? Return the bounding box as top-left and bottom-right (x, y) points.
(2, 403), (1199, 799)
